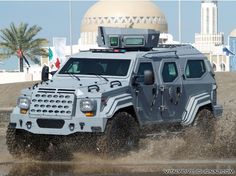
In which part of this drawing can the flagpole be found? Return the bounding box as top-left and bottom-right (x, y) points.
(178, 0), (182, 43)
(69, 0), (72, 55)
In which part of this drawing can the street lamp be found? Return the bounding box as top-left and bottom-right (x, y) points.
(69, 0), (72, 55)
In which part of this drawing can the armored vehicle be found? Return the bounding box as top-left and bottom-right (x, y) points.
(6, 27), (223, 158)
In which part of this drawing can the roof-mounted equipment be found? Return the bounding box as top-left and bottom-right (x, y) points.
(97, 26), (160, 51)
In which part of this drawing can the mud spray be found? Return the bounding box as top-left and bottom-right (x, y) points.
(72, 73), (236, 165)
(65, 108), (234, 168)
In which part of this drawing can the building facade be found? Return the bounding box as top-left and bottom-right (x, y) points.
(194, 0), (229, 72)
(195, 0), (224, 53)
(229, 29), (236, 71)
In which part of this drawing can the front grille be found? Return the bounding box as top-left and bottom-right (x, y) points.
(29, 88), (75, 117)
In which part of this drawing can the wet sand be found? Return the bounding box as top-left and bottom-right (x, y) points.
(0, 158), (236, 176)
(0, 73), (236, 175)
(0, 126), (236, 176)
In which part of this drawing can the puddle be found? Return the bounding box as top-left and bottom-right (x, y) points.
(0, 160), (236, 176)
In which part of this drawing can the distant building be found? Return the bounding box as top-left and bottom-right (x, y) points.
(228, 29), (236, 71)
(194, 0), (224, 52)
(78, 0), (177, 50)
(194, 0), (229, 72)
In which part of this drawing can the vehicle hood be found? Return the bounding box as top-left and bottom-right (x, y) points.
(25, 77), (130, 98)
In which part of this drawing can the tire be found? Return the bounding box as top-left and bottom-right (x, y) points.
(96, 112), (140, 156)
(6, 125), (50, 159)
(193, 108), (216, 143)
(6, 125), (24, 157)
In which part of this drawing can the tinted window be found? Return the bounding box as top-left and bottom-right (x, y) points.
(124, 37), (144, 46)
(185, 60), (206, 78)
(137, 62), (154, 75)
(59, 58), (131, 76)
(162, 62), (178, 83)
(137, 62), (154, 83)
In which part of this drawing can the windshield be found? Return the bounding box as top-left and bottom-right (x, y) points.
(59, 58), (131, 76)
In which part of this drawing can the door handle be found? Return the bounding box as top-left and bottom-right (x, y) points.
(176, 87), (181, 95)
(152, 88), (157, 95)
(174, 87), (182, 105)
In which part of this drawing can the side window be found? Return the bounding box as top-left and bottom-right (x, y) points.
(137, 62), (154, 83)
(185, 60), (206, 78)
(162, 62), (178, 83)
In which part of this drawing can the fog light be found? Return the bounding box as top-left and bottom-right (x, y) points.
(69, 123), (75, 131)
(26, 122), (32, 129)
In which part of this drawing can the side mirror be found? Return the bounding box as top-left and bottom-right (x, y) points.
(131, 75), (138, 86)
(41, 65), (49, 81)
(144, 70), (154, 85)
(210, 71), (215, 78)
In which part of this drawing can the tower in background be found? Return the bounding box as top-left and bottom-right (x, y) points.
(201, 0), (217, 35)
(195, 0), (224, 53)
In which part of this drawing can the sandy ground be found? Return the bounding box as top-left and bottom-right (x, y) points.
(0, 81), (37, 110)
(0, 73), (236, 175)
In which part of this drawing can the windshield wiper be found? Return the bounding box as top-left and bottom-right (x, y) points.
(68, 73), (80, 81)
(98, 74), (109, 82)
(89, 73), (109, 82)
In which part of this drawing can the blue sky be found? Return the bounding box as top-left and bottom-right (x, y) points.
(1, 0), (236, 44)
(0, 0), (236, 70)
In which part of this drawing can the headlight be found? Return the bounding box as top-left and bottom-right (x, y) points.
(80, 99), (96, 112)
(17, 97), (30, 110)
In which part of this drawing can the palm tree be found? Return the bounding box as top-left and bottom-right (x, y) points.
(0, 22), (48, 72)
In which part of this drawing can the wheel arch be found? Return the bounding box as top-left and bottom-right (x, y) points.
(198, 103), (213, 112)
(182, 93), (213, 126)
(114, 106), (140, 125)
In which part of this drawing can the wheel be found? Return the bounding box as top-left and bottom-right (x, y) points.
(193, 108), (216, 143)
(6, 125), (50, 159)
(96, 112), (140, 156)
(6, 125), (25, 157)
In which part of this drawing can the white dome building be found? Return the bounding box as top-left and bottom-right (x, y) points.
(78, 0), (172, 50)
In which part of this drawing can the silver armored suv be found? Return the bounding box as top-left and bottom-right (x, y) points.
(6, 27), (223, 158)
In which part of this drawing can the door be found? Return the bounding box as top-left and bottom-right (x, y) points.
(159, 60), (184, 122)
(135, 62), (159, 122)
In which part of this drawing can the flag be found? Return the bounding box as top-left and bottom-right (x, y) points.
(55, 58), (61, 69)
(17, 49), (22, 58)
(48, 48), (53, 61)
(53, 37), (66, 64)
(223, 47), (235, 56)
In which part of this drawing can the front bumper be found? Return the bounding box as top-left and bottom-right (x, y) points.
(10, 111), (107, 135)
(213, 104), (223, 118)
